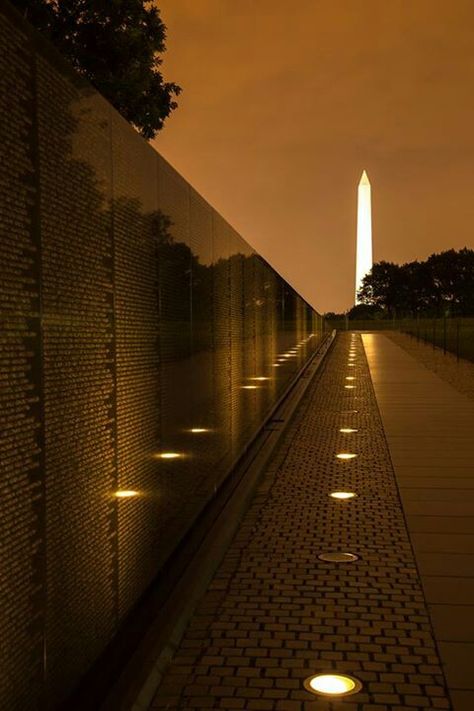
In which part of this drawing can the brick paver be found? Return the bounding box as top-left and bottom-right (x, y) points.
(150, 334), (451, 710)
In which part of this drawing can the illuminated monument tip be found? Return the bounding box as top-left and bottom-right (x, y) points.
(355, 169), (373, 305)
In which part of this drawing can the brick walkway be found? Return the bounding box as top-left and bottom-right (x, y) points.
(150, 333), (451, 710)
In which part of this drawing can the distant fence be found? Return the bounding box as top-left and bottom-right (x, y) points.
(400, 317), (474, 362)
(0, 2), (324, 708)
(326, 317), (474, 362)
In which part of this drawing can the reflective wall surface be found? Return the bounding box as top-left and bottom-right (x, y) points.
(0, 3), (324, 708)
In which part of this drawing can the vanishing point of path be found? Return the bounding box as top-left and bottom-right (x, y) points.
(150, 332), (474, 711)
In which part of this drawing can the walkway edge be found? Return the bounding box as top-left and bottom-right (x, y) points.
(107, 332), (336, 711)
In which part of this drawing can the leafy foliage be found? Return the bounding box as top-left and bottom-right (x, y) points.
(12, 0), (180, 138)
(358, 248), (474, 316)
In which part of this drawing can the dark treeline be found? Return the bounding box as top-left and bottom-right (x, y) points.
(327, 248), (474, 320)
(10, 0), (180, 138)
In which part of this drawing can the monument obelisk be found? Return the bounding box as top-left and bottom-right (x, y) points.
(355, 170), (373, 304)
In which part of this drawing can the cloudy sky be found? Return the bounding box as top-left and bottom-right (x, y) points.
(153, 0), (474, 313)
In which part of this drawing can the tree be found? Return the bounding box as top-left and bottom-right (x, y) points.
(12, 0), (181, 139)
(323, 312), (345, 320)
(357, 248), (474, 317)
(357, 261), (404, 315)
(347, 304), (384, 320)
(427, 248), (474, 315)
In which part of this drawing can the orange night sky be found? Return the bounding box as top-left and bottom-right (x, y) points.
(153, 0), (474, 313)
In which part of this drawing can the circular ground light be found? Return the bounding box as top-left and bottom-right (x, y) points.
(329, 491), (358, 500)
(304, 673), (363, 697)
(318, 552), (359, 563)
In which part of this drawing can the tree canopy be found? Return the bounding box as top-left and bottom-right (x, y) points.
(358, 248), (474, 317)
(13, 0), (181, 139)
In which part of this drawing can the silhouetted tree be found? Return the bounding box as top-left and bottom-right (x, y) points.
(347, 304), (384, 320)
(324, 311), (345, 320)
(358, 261), (404, 316)
(358, 248), (474, 317)
(12, 0), (180, 138)
(427, 248), (474, 315)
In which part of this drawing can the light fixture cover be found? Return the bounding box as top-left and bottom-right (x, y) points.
(304, 672), (363, 697)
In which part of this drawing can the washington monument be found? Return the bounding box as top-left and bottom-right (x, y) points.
(355, 170), (373, 304)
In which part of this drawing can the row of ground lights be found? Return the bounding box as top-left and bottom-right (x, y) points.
(304, 333), (362, 699)
(114, 333), (314, 499)
(115, 337), (317, 495)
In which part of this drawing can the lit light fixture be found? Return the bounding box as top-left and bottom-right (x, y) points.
(340, 428), (358, 433)
(155, 452), (182, 460)
(318, 552), (359, 563)
(190, 428), (209, 433)
(272, 363), (281, 367)
(345, 376), (355, 381)
(336, 453), (357, 460)
(348, 363), (355, 367)
(250, 376), (270, 381)
(241, 385), (259, 390)
(330, 491), (357, 500)
(114, 490), (139, 498)
(304, 673), (362, 697)
(344, 385), (355, 389)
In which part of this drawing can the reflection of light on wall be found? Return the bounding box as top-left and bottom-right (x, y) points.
(355, 170), (373, 305)
(241, 385), (260, 390)
(249, 376), (271, 381)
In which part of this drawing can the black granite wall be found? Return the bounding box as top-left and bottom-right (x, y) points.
(0, 2), (323, 707)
